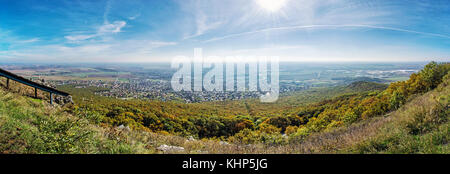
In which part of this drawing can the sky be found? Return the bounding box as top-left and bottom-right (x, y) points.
(0, 0), (449, 63)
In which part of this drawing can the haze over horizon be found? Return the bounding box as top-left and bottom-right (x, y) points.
(1, 0), (449, 63)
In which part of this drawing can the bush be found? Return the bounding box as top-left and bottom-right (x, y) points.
(342, 110), (359, 124)
(406, 98), (448, 135)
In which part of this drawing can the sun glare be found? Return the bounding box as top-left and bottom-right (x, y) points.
(255, 0), (287, 12)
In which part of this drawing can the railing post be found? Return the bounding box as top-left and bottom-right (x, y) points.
(6, 78), (9, 89)
(50, 92), (53, 105)
(35, 87), (37, 98)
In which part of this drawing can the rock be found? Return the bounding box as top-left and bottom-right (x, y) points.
(64, 95), (74, 104)
(116, 124), (131, 131)
(219, 141), (229, 145)
(157, 144), (185, 153)
(54, 95), (74, 105)
(194, 150), (208, 154)
(188, 136), (195, 141)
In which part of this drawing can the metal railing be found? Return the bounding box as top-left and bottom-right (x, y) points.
(0, 68), (69, 104)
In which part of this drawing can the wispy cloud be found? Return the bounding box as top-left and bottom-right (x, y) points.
(204, 24), (450, 42)
(99, 21), (126, 33)
(182, 3), (223, 40)
(17, 38), (40, 44)
(65, 0), (126, 42)
(0, 28), (40, 44)
(64, 34), (96, 41)
(3, 40), (178, 62)
(128, 13), (141, 20)
(192, 13), (222, 38)
(103, 0), (112, 24)
(65, 20), (126, 42)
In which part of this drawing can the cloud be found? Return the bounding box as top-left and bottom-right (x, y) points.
(65, 1), (126, 42)
(17, 38), (40, 44)
(204, 24), (450, 42)
(0, 28), (40, 45)
(128, 13), (141, 20)
(65, 34), (97, 41)
(99, 21), (126, 33)
(4, 40), (178, 62)
(65, 21), (126, 41)
(183, 8), (223, 39)
(103, 0), (112, 24)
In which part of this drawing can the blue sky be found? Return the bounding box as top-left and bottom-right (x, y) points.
(0, 0), (449, 62)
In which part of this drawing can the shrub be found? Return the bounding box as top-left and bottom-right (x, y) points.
(342, 110), (359, 124)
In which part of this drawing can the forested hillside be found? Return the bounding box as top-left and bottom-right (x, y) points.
(0, 62), (448, 154)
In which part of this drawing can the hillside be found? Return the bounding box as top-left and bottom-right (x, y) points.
(0, 88), (138, 153)
(347, 81), (388, 91)
(0, 62), (448, 154)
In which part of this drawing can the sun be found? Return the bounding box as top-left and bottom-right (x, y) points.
(255, 0), (288, 12)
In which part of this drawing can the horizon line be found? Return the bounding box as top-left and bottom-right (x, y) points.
(0, 60), (438, 65)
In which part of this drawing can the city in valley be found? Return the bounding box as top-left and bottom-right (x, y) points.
(0, 62), (423, 103)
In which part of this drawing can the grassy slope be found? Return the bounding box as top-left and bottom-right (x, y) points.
(277, 75), (449, 154)
(0, 76), (447, 154)
(0, 84), (244, 154)
(351, 76), (449, 153)
(0, 87), (149, 154)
